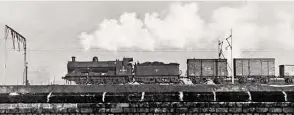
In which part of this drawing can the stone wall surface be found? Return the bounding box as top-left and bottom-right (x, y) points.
(0, 102), (293, 114)
(0, 84), (293, 93)
(0, 85), (293, 114)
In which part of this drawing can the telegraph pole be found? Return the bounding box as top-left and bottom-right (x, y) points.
(223, 29), (233, 84)
(4, 25), (29, 86)
(218, 40), (220, 59)
(24, 38), (28, 85)
(218, 29), (233, 84)
(230, 29), (234, 84)
(3, 27), (7, 85)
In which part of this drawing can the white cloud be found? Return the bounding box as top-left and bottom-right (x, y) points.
(80, 2), (294, 55)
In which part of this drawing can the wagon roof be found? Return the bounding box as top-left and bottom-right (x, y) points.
(280, 65), (294, 66)
(233, 58), (275, 60)
(187, 59), (227, 63)
(187, 58), (227, 60)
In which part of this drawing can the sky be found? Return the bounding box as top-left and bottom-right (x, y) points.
(1, 1), (294, 85)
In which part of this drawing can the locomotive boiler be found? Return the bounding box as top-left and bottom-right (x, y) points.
(63, 56), (133, 85)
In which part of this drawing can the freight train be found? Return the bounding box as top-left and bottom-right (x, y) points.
(62, 56), (294, 85)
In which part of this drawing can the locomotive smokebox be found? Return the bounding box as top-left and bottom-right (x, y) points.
(93, 56), (98, 62)
(71, 56), (76, 62)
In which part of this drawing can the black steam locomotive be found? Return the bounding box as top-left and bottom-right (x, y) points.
(64, 56), (133, 85)
(63, 56), (181, 85)
(62, 56), (294, 85)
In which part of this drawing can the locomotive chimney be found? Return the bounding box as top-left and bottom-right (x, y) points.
(71, 56), (76, 62)
(93, 56), (98, 62)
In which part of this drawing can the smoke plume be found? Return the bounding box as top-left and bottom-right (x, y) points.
(79, 2), (294, 57)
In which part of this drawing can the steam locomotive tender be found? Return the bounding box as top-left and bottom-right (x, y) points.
(134, 62), (180, 84)
(63, 56), (133, 85)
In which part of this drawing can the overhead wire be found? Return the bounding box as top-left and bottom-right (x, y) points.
(4, 48), (294, 52)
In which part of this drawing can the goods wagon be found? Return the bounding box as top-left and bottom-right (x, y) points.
(63, 56), (133, 85)
(233, 58), (275, 84)
(134, 62), (180, 84)
(187, 59), (228, 84)
(279, 65), (294, 83)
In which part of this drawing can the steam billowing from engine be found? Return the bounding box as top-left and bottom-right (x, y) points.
(79, 2), (294, 58)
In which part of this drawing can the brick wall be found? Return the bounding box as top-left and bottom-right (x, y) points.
(0, 102), (293, 114)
